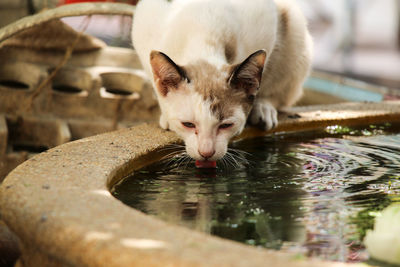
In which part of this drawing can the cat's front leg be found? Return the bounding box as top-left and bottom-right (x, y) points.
(159, 113), (170, 130)
(249, 98), (278, 131)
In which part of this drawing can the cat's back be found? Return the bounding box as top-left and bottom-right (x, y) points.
(132, 0), (170, 75)
(133, 0), (278, 68)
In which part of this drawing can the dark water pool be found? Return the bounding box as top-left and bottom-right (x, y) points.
(111, 123), (400, 262)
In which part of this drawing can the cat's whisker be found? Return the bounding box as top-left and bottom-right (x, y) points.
(183, 156), (194, 170)
(228, 147), (252, 156)
(162, 157), (179, 170)
(223, 152), (234, 168)
(226, 151), (239, 167)
(228, 148), (251, 160)
(160, 150), (185, 162)
(158, 149), (180, 155)
(157, 145), (185, 154)
(227, 149), (251, 168)
(229, 152), (242, 168)
(222, 152), (238, 169)
(221, 156), (229, 170)
(159, 148), (188, 170)
(165, 143), (185, 149)
(228, 148), (251, 166)
(177, 154), (192, 169)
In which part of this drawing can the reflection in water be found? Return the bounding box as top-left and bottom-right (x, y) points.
(112, 124), (400, 262)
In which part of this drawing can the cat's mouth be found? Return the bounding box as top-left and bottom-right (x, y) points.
(195, 160), (217, 169)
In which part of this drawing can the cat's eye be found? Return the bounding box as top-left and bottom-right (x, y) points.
(219, 123), (233, 129)
(182, 122), (196, 128)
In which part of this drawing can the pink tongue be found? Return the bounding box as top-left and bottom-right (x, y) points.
(195, 160), (217, 169)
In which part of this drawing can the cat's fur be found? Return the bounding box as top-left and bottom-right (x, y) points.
(132, 0), (313, 161)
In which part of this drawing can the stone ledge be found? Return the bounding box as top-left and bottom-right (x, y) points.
(240, 101), (400, 140)
(2, 102), (399, 266)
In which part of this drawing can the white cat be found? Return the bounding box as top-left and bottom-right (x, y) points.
(132, 0), (312, 163)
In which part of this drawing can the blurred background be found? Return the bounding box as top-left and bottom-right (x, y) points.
(298, 0), (400, 91)
(1, 0), (399, 90)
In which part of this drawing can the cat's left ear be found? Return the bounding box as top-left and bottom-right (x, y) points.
(228, 50), (267, 100)
(150, 50), (188, 97)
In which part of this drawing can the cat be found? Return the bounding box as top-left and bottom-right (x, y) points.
(132, 0), (313, 162)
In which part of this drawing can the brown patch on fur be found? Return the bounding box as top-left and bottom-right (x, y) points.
(151, 50), (266, 121)
(183, 51), (266, 121)
(184, 61), (252, 121)
(204, 35), (237, 64)
(279, 8), (290, 36)
(229, 50), (266, 97)
(150, 51), (187, 97)
(224, 40), (237, 64)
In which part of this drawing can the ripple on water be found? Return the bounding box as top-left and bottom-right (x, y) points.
(112, 124), (400, 263)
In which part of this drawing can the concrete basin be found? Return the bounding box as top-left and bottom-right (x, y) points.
(2, 101), (400, 266)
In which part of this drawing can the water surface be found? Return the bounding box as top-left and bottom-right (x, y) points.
(112, 123), (400, 262)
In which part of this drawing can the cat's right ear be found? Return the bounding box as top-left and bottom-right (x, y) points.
(150, 51), (188, 97)
(228, 50), (267, 100)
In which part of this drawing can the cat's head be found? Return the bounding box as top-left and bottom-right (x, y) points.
(150, 50), (266, 161)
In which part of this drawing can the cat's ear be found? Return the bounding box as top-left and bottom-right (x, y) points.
(228, 50), (267, 100)
(150, 50), (188, 97)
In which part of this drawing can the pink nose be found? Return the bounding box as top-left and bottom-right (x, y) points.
(198, 150), (215, 159)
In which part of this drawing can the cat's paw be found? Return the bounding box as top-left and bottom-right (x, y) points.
(159, 114), (169, 130)
(249, 100), (278, 131)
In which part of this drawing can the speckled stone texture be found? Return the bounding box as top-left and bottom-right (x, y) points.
(2, 101), (400, 267)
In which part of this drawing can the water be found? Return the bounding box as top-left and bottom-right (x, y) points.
(112, 123), (400, 262)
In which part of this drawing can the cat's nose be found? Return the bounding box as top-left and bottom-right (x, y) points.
(198, 150), (215, 160)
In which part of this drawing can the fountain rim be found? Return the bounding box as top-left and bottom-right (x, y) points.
(2, 101), (400, 266)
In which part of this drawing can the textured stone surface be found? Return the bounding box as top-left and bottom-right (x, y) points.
(2, 101), (400, 267)
(0, 115), (6, 156)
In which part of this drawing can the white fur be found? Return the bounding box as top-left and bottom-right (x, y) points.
(133, 0), (278, 69)
(132, 0), (312, 161)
